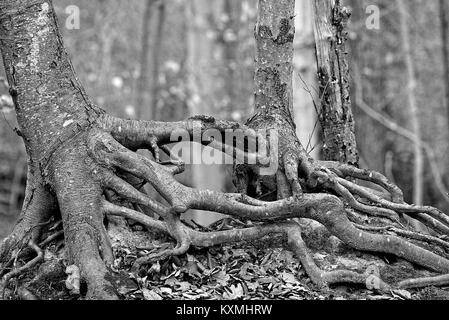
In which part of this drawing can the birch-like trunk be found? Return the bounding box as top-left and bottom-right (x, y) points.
(149, 1), (166, 121)
(293, 0), (318, 158)
(136, 0), (154, 120)
(397, 0), (424, 206)
(440, 0), (449, 131)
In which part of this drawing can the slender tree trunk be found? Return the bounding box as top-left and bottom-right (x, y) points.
(312, 0), (359, 166)
(222, 0), (239, 116)
(136, 0), (154, 120)
(440, 0), (449, 195)
(149, 1), (166, 121)
(241, 0), (307, 200)
(396, 0), (424, 206)
(440, 0), (449, 131)
(293, 0), (318, 158)
(97, 7), (114, 93)
(251, 0), (295, 123)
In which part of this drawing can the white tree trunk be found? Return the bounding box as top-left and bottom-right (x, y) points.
(397, 0), (424, 206)
(293, 0), (318, 158)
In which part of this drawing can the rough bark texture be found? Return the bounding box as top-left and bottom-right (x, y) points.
(0, 0), (115, 299)
(242, 0), (306, 201)
(312, 0), (358, 166)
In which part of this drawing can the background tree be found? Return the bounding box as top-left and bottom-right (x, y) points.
(346, 0), (449, 213)
(313, 0), (358, 165)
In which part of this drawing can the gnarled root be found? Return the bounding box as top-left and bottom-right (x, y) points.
(0, 167), (56, 294)
(101, 200), (390, 291)
(4, 113), (449, 299)
(87, 116), (449, 288)
(285, 224), (390, 291)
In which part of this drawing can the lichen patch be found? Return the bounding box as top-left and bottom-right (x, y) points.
(27, 3), (51, 72)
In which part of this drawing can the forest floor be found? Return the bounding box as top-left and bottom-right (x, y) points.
(7, 217), (449, 301)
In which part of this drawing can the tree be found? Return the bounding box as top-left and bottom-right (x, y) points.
(396, 0), (424, 207)
(1, 0), (449, 300)
(135, 0), (156, 120)
(292, 0), (319, 158)
(136, 0), (166, 121)
(440, 0), (449, 131)
(312, 0), (358, 165)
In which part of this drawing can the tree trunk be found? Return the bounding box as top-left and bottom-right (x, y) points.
(440, 0), (449, 132)
(149, 0), (166, 121)
(0, 0), (118, 299)
(136, 0), (155, 120)
(312, 0), (359, 166)
(293, 0), (318, 158)
(240, 0), (311, 201)
(396, 0), (424, 206)
(221, 0), (239, 116)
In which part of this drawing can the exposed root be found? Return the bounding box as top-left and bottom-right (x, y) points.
(337, 177), (449, 230)
(1, 240), (43, 297)
(0, 174), (55, 268)
(398, 273), (449, 289)
(47, 135), (120, 300)
(4, 115), (449, 299)
(102, 200), (391, 291)
(318, 161), (404, 202)
(101, 114), (253, 152)
(87, 125), (449, 293)
(286, 224), (390, 291)
(354, 224), (449, 252)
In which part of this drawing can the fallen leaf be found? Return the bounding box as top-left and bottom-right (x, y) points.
(213, 270), (230, 286)
(281, 271), (298, 284)
(245, 281), (259, 291)
(391, 289), (412, 300)
(142, 288), (162, 300)
(223, 283), (244, 299)
(160, 287), (173, 295)
(65, 265), (80, 295)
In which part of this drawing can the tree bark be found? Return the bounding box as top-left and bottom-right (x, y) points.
(241, 0), (304, 201)
(0, 0), (116, 299)
(312, 0), (359, 166)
